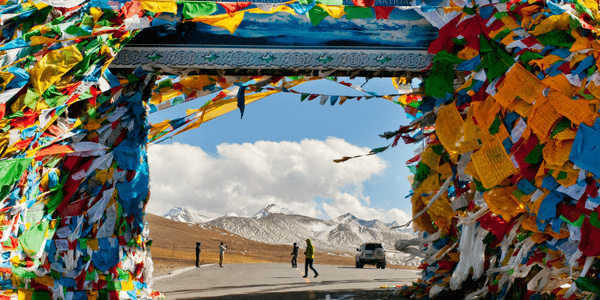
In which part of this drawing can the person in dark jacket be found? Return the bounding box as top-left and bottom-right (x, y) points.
(303, 238), (319, 278)
(195, 242), (202, 267)
(291, 243), (299, 268)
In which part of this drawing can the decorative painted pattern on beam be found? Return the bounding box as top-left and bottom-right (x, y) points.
(111, 46), (433, 72)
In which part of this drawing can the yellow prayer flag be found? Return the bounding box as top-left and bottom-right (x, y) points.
(247, 4), (297, 15)
(317, 4), (346, 18)
(179, 75), (217, 94)
(33, 276), (54, 287)
(193, 11), (245, 34)
(457, 46), (479, 61)
(18, 289), (33, 300)
(29, 36), (59, 46)
(140, 0), (177, 14)
(90, 7), (103, 22)
(472, 95), (501, 130)
(87, 239), (100, 250)
(420, 146), (440, 169)
(483, 187), (527, 220)
(121, 281), (134, 291)
(528, 97), (562, 140)
(541, 74), (578, 98)
(528, 54), (563, 71)
(543, 139), (572, 167)
(494, 63), (546, 107)
(529, 14), (570, 36)
(547, 89), (597, 126)
(28, 45), (83, 94)
(471, 135), (517, 189)
(435, 101), (480, 158)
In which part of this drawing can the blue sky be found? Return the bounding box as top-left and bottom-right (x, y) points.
(145, 78), (419, 224)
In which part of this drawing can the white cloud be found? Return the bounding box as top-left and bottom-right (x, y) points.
(146, 138), (410, 224)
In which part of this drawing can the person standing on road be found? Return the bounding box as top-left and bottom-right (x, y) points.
(219, 242), (227, 267)
(195, 242), (202, 267)
(303, 238), (319, 278)
(291, 243), (299, 268)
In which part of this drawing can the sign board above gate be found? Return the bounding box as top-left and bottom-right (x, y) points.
(111, 5), (437, 76)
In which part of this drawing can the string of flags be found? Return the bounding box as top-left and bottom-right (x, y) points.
(146, 74), (423, 143)
(380, 0), (600, 298)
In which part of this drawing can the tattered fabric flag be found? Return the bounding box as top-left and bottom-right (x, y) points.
(193, 11), (246, 34)
(140, 0), (177, 14)
(344, 6), (374, 19)
(237, 85), (248, 118)
(374, 6), (395, 19)
(319, 95), (329, 105)
(181, 1), (218, 19)
(219, 1), (252, 15)
(351, 0), (375, 6)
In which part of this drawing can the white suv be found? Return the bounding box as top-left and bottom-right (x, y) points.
(355, 243), (386, 269)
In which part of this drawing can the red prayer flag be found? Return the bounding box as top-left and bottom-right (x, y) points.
(61, 198), (86, 217)
(406, 154), (421, 164)
(351, 0), (374, 6)
(374, 6), (394, 19)
(219, 2), (252, 15)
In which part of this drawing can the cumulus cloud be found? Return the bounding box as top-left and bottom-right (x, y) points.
(146, 138), (410, 224)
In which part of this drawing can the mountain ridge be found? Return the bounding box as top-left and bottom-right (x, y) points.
(164, 204), (418, 256)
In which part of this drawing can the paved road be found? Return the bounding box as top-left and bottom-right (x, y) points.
(152, 263), (420, 300)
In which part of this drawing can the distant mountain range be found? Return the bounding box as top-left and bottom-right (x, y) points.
(163, 204), (417, 253)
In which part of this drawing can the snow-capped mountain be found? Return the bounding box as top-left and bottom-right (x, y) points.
(206, 208), (416, 253)
(163, 207), (212, 224)
(334, 213), (389, 230)
(252, 204), (297, 219)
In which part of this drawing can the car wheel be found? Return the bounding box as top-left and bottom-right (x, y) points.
(376, 263), (380, 269)
(381, 262), (386, 269)
(356, 262), (360, 268)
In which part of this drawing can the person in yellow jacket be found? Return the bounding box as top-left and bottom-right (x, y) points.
(303, 238), (319, 278)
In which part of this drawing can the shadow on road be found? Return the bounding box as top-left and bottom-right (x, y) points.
(162, 278), (410, 298)
(174, 289), (400, 300)
(162, 277), (406, 299)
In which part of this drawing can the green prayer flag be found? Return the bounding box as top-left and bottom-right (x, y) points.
(24, 88), (40, 110)
(478, 35), (515, 81)
(536, 31), (575, 48)
(425, 50), (464, 98)
(181, 1), (218, 19)
(307, 6), (329, 26)
(524, 144), (545, 164)
(12, 266), (38, 279)
(31, 291), (52, 300)
(42, 85), (68, 108)
(19, 220), (55, 257)
(344, 6), (373, 19)
(0, 158), (33, 201)
(576, 276), (600, 294)
(317, 0), (343, 4)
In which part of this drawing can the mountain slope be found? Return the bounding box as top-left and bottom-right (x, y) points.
(207, 211), (416, 253)
(163, 207), (212, 224)
(252, 204), (297, 219)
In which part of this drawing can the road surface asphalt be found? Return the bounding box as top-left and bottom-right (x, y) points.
(151, 263), (420, 299)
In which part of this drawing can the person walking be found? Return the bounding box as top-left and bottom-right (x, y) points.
(291, 243), (299, 268)
(219, 242), (227, 267)
(303, 238), (318, 278)
(195, 242), (202, 267)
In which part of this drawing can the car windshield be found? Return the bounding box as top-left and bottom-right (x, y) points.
(365, 244), (382, 250)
